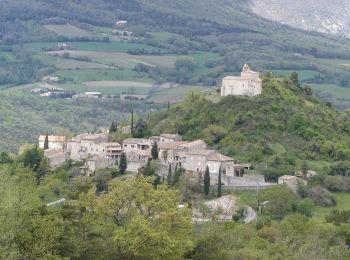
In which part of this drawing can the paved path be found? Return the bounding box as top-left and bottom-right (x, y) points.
(244, 206), (257, 223)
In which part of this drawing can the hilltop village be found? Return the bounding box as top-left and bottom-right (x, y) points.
(37, 65), (309, 190)
(39, 131), (277, 189)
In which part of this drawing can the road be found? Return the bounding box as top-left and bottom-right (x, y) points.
(244, 206), (257, 224)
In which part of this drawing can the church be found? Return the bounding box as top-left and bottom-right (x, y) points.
(221, 64), (262, 97)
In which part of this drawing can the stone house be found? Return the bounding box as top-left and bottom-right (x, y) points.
(184, 150), (216, 173)
(81, 156), (115, 176)
(104, 142), (123, 161)
(172, 140), (207, 167)
(221, 64), (262, 97)
(38, 135), (66, 150)
(206, 152), (237, 175)
(159, 134), (182, 144)
(278, 175), (307, 191)
(122, 138), (153, 154)
(67, 133), (108, 161)
(126, 150), (151, 172)
(158, 141), (187, 164)
(44, 148), (67, 169)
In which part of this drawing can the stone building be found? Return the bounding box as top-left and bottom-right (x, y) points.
(221, 64), (262, 97)
(38, 135), (66, 150)
(159, 134), (182, 144)
(44, 148), (67, 169)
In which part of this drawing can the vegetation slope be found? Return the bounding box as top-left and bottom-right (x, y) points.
(149, 74), (350, 180)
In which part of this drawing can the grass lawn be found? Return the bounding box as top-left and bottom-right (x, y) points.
(314, 193), (350, 221)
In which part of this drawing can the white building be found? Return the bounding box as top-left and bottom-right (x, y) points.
(221, 64), (262, 97)
(38, 135), (66, 150)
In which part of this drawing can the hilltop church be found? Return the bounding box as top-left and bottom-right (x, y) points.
(221, 64), (262, 97)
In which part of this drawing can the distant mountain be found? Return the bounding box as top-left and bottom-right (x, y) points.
(249, 0), (350, 37)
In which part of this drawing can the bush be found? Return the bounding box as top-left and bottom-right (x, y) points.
(323, 176), (350, 192)
(308, 186), (336, 207)
(294, 198), (315, 217)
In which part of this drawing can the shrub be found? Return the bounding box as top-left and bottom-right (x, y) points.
(323, 176), (350, 192)
(308, 186), (336, 207)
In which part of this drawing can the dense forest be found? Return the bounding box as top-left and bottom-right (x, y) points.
(148, 73), (350, 181)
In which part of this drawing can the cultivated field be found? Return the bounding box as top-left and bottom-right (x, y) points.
(83, 81), (154, 88)
(56, 60), (112, 70)
(44, 24), (93, 37)
(46, 50), (177, 69)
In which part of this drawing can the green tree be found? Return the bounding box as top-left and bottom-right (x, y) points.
(22, 146), (43, 172)
(119, 153), (127, 175)
(36, 157), (50, 185)
(151, 142), (159, 160)
(204, 166), (210, 197)
(295, 198), (315, 217)
(131, 108), (134, 135)
(97, 177), (193, 259)
(167, 164), (172, 186)
(173, 165), (181, 185)
(260, 185), (297, 217)
(290, 72), (300, 87)
(109, 121), (117, 133)
(133, 118), (148, 138)
(44, 133), (49, 150)
(217, 169), (222, 198)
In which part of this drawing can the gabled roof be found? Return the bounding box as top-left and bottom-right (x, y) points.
(123, 138), (152, 145)
(179, 140), (206, 148)
(38, 135), (65, 142)
(207, 152), (235, 162)
(158, 141), (187, 150)
(187, 149), (216, 156)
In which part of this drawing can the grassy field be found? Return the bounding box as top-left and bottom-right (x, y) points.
(149, 85), (210, 103)
(272, 69), (321, 81)
(314, 193), (350, 221)
(44, 24), (93, 37)
(45, 50), (178, 69)
(24, 41), (164, 53)
(56, 60), (111, 70)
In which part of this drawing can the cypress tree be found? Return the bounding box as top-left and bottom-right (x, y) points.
(167, 164), (172, 186)
(44, 133), (49, 150)
(109, 121), (117, 133)
(173, 165), (180, 185)
(151, 142), (159, 160)
(167, 101), (170, 111)
(119, 152), (127, 175)
(204, 166), (210, 196)
(217, 169), (222, 198)
(131, 108), (134, 136)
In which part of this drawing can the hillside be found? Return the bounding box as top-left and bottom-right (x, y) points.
(148, 74), (350, 180)
(250, 0), (350, 38)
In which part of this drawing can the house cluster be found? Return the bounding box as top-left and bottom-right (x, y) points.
(39, 132), (252, 182)
(31, 83), (72, 98)
(221, 64), (262, 97)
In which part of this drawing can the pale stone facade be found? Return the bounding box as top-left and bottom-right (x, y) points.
(38, 135), (66, 150)
(159, 134), (182, 144)
(44, 148), (67, 169)
(278, 175), (307, 192)
(221, 64), (262, 97)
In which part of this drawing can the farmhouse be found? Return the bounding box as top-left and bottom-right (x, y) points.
(123, 138), (153, 154)
(278, 175), (307, 191)
(221, 64), (262, 97)
(38, 135), (66, 150)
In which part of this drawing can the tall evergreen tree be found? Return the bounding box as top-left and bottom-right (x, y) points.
(173, 165), (180, 185)
(217, 168), (222, 198)
(119, 153), (127, 175)
(151, 142), (159, 160)
(44, 133), (49, 150)
(109, 121), (117, 133)
(167, 101), (170, 111)
(204, 166), (210, 196)
(167, 164), (172, 186)
(131, 108), (134, 136)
